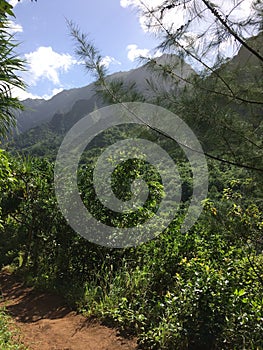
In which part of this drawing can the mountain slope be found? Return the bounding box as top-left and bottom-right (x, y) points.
(15, 84), (98, 133)
(15, 54), (196, 133)
(8, 35), (262, 159)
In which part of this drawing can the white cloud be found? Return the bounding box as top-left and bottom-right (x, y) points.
(216, 0), (254, 21)
(7, 20), (23, 34)
(24, 46), (77, 86)
(120, 0), (256, 36)
(126, 44), (150, 61)
(120, 0), (184, 33)
(11, 86), (43, 101)
(126, 44), (163, 62)
(42, 88), (64, 100)
(121, 0), (258, 69)
(120, 0), (136, 8)
(11, 86), (64, 101)
(8, 0), (23, 8)
(10, 47), (78, 101)
(120, 0), (256, 35)
(101, 56), (121, 68)
(120, 0), (162, 9)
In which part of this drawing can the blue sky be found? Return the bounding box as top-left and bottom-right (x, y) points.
(9, 0), (256, 100)
(9, 0), (160, 100)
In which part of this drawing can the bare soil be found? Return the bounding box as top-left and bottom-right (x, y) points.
(0, 271), (138, 350)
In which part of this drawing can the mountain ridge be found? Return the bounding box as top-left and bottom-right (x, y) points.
(6, 34), (262, 158)
(15, 53), (196, 133)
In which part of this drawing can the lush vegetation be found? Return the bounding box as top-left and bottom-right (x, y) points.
(0, 0), (263, 349)
(1, 124), (262, 350)
(0, 308), (27, 350)
(0, 0), (25, 137)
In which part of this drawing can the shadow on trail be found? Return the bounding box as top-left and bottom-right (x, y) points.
(0, 270), (137, 350)
(0, 271), (71, 322)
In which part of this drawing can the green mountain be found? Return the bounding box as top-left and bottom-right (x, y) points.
(7, 54), (196, 157)
(6, 34), (263, 159)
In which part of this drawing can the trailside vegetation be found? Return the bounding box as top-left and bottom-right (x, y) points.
(0, 1), (262, 349)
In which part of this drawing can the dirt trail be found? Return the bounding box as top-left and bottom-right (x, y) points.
(0, 271), (137, 350)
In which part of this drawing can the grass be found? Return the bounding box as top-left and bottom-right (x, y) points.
(0, 309), (27, 350)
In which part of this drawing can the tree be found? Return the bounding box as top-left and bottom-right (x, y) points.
(141, 0), (263, 66)
(68, 3), (263, 327)
(0, 0), (25, 137)
(69, 6), (263, 173)
(137, 0), (263, 174)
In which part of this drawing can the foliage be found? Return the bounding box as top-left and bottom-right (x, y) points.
(140, 0), (263, 68)
(0, 0), (25, 137)
(0, 1), (262, 349)
(0, 308), (27, 349)
(0, 145), (262, 349)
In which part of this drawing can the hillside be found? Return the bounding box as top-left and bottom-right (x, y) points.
(15, 54), (195, 133)
(7, 33), (262, 159)
(6, 53), (196, 157)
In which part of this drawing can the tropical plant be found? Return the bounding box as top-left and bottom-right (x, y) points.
(0, 0), (25, 137)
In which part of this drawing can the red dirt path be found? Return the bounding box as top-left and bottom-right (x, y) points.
(0, 271), (138, 350)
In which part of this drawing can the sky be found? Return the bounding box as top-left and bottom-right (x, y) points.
(8, 0), (162, 100)
(8, 0), (257, 101)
